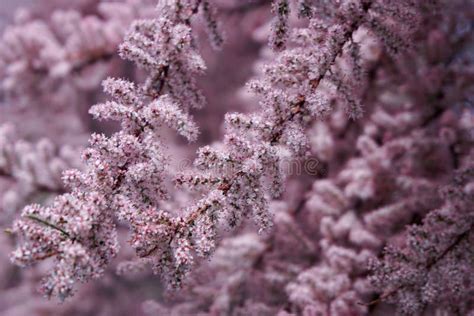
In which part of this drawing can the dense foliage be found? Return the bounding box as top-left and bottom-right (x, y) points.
(0, 0), (472, 315)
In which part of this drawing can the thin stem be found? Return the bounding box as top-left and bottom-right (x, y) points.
(34, 251), (60, 261)
(26, 214), (71, 239)
(426, 225), (472, 270)
(31, 51), (114, 76)
(0, 169), (66, 194)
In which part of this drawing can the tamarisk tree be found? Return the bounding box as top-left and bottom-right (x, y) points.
(8, 0), (443, 303)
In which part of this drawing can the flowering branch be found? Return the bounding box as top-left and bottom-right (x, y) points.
(370, 166), (474, 314)
(9, 0), (222, 300)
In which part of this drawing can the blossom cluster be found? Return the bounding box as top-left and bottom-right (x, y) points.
(8, 0), (223, 300)
(0, 123), (81, 221)
(0, 0), (156, 112)
(370, 166), (474, 315)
